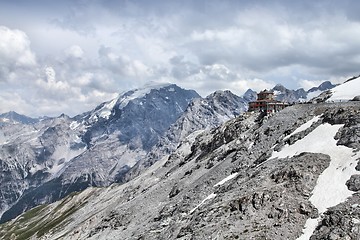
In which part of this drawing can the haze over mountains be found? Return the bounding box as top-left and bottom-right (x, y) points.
(0, 77), (359, 240)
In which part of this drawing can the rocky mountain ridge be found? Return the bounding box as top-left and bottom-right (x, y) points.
(0, 83), (256, 224)
(271, 81), (336, 103)
(1, 98), (359, 239)
(0, 84), (201, 223)
(0, 111), (39, 126)
(121, 89), (250, 182)
(0, 102), (360, 239)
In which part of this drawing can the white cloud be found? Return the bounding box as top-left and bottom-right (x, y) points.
(98, 46), (152, 79)
(168, 61), (275, 97)
(299, 79), (326, 91)
(230, 78), (275, 95)
(0, 92), (31, 115)
(0, 26), (37, 81)
(0, 26), (36, 66)
(65, 45), (84, 59)
(1, 1), (360, 117)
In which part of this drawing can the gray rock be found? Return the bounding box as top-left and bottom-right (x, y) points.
(351, 95), (360, 101)
(310, 194), (360, 240)
(346, 175), (360, 191)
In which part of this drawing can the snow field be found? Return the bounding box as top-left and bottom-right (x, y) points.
(270, 122), (359, 239)
(283, 115), (321, 140)
(327, 77), (360, 102)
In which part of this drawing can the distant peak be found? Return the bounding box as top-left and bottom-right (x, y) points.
(0, 111), (38, 125)
(308, 81), (336, 93)
(210, 90), (233, 96)
(273, 84), (286, 91)
(244, 89), (256, 94)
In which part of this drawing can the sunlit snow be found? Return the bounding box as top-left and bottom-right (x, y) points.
(189, 193), (217, 214)
(99, 97), (118, 119)
(70, 121), (81, 130)
(327, 78), (360, 102)
(118, 83), (172, 109)
(306, 90), (322, 101)
(283, 115), (321, 140)
(48, 144), (87, 174)
(214, 172), (238, 187)
(270, 123), (360, 240)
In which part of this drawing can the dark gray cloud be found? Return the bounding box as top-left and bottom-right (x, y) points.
(1, 0), (360, 116)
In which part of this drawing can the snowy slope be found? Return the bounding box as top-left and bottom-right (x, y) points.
(327, 76), (360, 102)
(84, 83), (174, 124)
(271, 119), (360, 239)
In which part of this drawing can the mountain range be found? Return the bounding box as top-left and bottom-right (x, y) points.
(0, 78), (357, 240)
(0, 111), (39, 126)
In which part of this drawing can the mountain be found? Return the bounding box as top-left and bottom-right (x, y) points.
(0, 84), (255, 224)
(307, 81), (337, 93)
(243, 89), (257, 102)
(1, 82), (359, 239)
(310, 75), (360, 103)
(272, 84), (307, 103)
(0, 83), (200, 223)
(0, 111), (39, 126)
(237, 81), (335, 105)
(270, 81), (336, 103)
(121, 90), (250, 182)
(306, 81), (338, 101)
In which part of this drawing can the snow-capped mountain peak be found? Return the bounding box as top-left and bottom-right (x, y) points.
(80, 83), (188, 125)
(116, 82), (173, 109)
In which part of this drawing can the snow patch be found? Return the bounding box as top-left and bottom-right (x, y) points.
(1, 118), (10, 123)
(118, 83), (172, 109)
(29, 164), (44, 174)
(189, 193), (216, 214)
(99, 97), (118, 119)
(271, 123), (360, 239)
(284, 115), (321, 140)
(176, 130), (204, 158)
(299, 219), (319, 240)
(70, 121), (81, 130)
(273, 90), (282, 96)
(48, 144), (87, 175)
(214, 172), (238, 187)
(327, 77), (360, 102)
(306, 90), (322, 101)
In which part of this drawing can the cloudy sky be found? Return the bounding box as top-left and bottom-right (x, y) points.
(1, 0), (360, 117)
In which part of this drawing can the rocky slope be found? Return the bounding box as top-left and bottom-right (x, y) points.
(121, 90), (250, 182)
(1, 95), (359, 239)
(0, 83), (255, 224)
